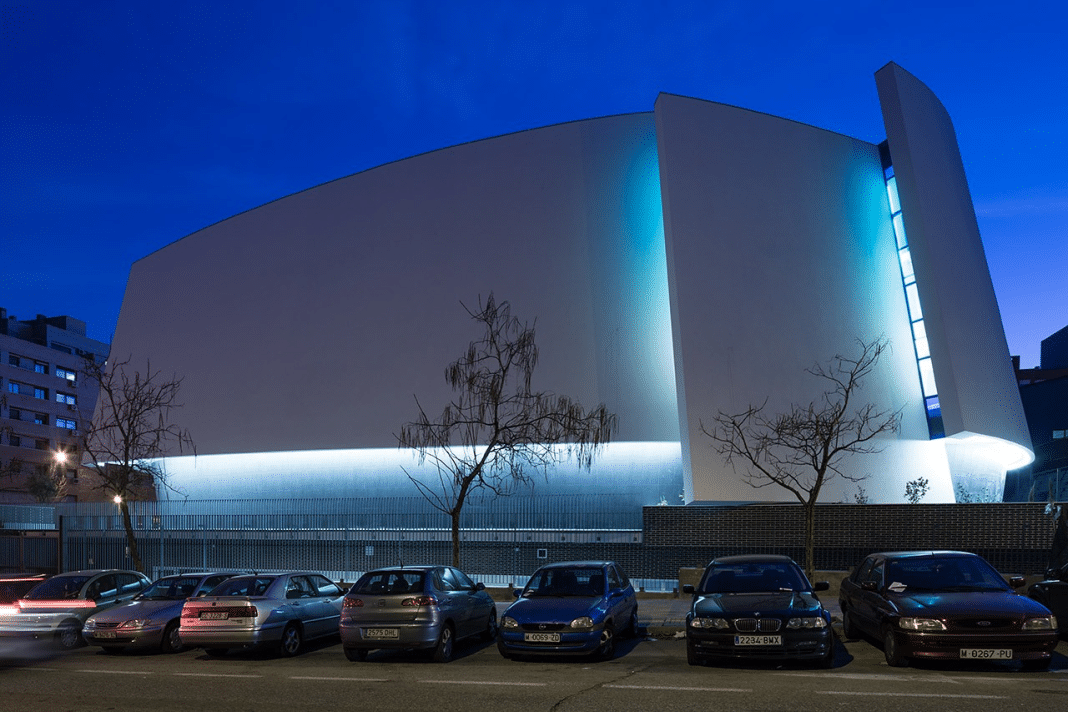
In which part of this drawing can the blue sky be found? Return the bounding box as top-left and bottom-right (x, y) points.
(2, 1), (1065, 366)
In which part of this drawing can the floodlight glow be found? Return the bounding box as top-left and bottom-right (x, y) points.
(948, 433), (1034, 471)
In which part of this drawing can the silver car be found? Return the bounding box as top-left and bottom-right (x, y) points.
(0, 569), (150, 649)
(82, 572), (235, 653)
(179, 572), (344, 657)
(339, 566), (497, 662)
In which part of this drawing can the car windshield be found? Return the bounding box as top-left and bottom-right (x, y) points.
(22, 575), (92, 600)
(698, 562), (810, 594)
(349, 571), (426, 595)
(522, 567), (605, 598)
(209, 577), (276, 597)
(138, 576), (203, 600)
(885, 556), (1012, 593)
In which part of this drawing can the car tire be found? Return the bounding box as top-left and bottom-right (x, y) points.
(496, 637), (511, 660)
(626, 608), (639, 638)
(686, 639), (701, 666)
(55, 619), (83, 650)
(595, 622), (615, 661)
(883, 627), (907, 667)
(205, 648), (228, 657)
(279, 623), (302, 657)
(481, 608), (498, 642)
(432, 623), (454, 663)
(344, 646), (368, 662)
(160, 620), (183, 654)
(1022, 657), (1051, 672)
(841, 609), (859, 640)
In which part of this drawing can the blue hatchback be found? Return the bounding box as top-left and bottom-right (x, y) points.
(497, 561), (638, 660)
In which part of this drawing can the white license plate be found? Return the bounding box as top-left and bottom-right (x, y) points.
(960, 648), (1012, 660)
(365, 628), (399, 639)
(94, 631), (116, 639)
(524, 632), (561, 643)
(200, 611), (229, 620)
(735, 635), (782, 646)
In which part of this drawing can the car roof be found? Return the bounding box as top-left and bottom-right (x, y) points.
(868, 551), (977, 560)
(538, 561), (616, 569)
(55, 569), (141, 577)
(365, 566), (437, 573)
(708, 554), (798, 566)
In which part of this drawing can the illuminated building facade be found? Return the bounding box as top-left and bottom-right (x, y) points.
(107, 63), (1031, 507)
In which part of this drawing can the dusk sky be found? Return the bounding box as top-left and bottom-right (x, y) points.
(2, 1), (1065, 366)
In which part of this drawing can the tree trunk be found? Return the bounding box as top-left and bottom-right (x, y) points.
(119, 500), (144, 573)
(451, 508), (461, 568)
(803, 501), (816, 582)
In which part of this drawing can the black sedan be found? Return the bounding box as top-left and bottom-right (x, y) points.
(839, 550), (1059, 670)
(1029, 562), (1068, 639)
(682, 554), (833, 667)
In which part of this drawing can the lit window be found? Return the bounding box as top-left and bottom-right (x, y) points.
(898, 248), (914, 283)
(56, 418), (77, 430)
(912, 321), (930, 359)
(918, 358), (938, 397)
(34, 387), (47, 400)
(34, 361), (47, 374)
(7, 382), (18, 394)
(56, 367), (77, 383)
(34, 413), (48, 425)
(1054, 430), (1065, 440)
(905, 283), (923, 320)
(886, 176), (902, 214)
(56, 392), (76, 406)
(892, 214), (907, 249)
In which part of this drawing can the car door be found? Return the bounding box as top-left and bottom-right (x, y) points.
(307, 574), (343, 637)
(440, 568), (475, 638)
(607, 565), (635, 626)
(851, 557), (887, 634)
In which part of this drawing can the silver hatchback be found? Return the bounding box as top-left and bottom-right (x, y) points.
(179, 572), (344, 657)
(339, 566), (496, 662)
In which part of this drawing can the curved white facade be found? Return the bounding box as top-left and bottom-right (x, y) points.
(107, 63), (1030, 505)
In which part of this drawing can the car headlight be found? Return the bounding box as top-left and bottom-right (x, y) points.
(898, 617), (946, 631)
(690, 617), (729, 629)
(570, 616), (594, 629)
(786, 617), (827, 629)
(500, 616), (519, 629)
(119, 619), (153, 629)
(1022, 616), (1057, 631)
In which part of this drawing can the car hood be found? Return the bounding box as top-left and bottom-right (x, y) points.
(890, 590), (1054, 617)
(87, 599), (183, 623)
(691, 592), (825, 617)
(504, 596), (605, 623)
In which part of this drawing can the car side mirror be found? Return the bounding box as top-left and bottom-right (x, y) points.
(474, 582), (485, 591)
(513, 588), (521, 598)
(1009, 576), (1026, 589)
(813, 581), (830, 592)
(682, 584), (695, 594)
(861, 581), (877, 592)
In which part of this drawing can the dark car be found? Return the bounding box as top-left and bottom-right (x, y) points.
(498, 560), (638, 660)
(682, 554), (833, 667)
(839, 550), (1059, 670)
(82, 572), (235, 653)
(0, 574), (50, 605)
(1028, 562), (1068, 639)
(339, 565), (496, 662)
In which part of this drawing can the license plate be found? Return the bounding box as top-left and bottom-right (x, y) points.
(95, 631), (116, 639)
(735, 635), (782, 646)
(524, 632), (561, 643)
(200, 611), (229, 620)
(960, 648), (1012, 660)
(365, 628), (399, 639)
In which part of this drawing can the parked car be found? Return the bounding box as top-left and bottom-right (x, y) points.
(0, 573), (50, 604)
(1028, 561), (1068, 639)
(839, 550), (1059, 670)
(497, 560), (637, 660)
(339, 565), (496, 662)
(0, 569), (151, 649)
(179, 571), (344, 657)
(682, 554), (833, 667)
(82, 572), (235, 653)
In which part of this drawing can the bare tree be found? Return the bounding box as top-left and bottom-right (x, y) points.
(702, 337), (901, 579)
(398, 294), (617, 567)
(81, 357), (194, 573)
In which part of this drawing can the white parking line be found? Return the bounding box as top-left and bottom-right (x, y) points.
(818, 691), (1007, 699)
(172, 672), (262, 678)
(290, 676), (389, 682)
(420, 680), (548, 686)
(605, 685), (752, 692)
(76, 669), (152, 675)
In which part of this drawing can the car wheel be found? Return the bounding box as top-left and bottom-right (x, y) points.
(344, 647), (368, 662)
(1022, 657), (1051, 672)
(841, 609), (859, 640)
(496, 637), (511, 660)
(595, 622), (615, 661)
(432, 624), (454, 663)
(883, 627), (907, 667)
(279, 623), (302, 657)
(55, 620), (83, 650)
(686, 639), (701, 666)
(626, 608), (639, 638)
(160, 620), (183, 654)
(205, 648), (228, 657)
(481, 608), (498, 641)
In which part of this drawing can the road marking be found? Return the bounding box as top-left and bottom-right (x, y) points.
(76, 669), (152, 675)
(420, 680), (548, 687)
(172, 672), (262, 678)
(606, 685), (752, 692)
(290, 676), (389, 682)
(818, 691), (1007, 699)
